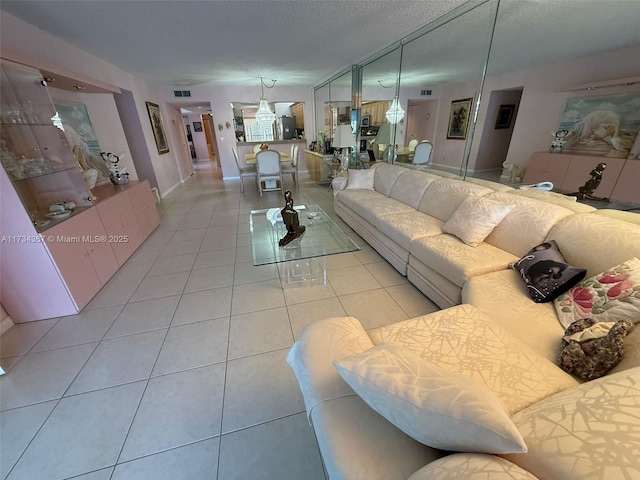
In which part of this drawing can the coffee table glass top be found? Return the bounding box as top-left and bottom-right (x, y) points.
(250, 204), (360, 266)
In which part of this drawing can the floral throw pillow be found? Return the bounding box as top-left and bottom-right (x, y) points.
(554, 257), (640, 329)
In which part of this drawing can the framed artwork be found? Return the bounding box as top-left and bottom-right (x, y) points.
(361, 115), (371, 128)
(557, 92), (640, 159)
(495, 104), (516, 129)
(145, 101), (169, 154)
(193, 121), (203, 132)
(53, 100), (110, 182)
(446, 98), (472, 140)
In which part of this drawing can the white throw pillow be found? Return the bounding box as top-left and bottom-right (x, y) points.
(333, 343), (527, 454)
(554, 257), (640, 328)
(345, 168), (375, 190)
(442, 194), (514, 247)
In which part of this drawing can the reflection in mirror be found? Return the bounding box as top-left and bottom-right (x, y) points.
(231, 101), (305, 142)
(397, 0), (498, 174)
(360, 45), (402, 162)
(466, 1), (640, 201)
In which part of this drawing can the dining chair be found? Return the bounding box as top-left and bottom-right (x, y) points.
(408, 139), (419, 151)
(232, 148), (257, 193)
(282, 145), (299, 186)
(412, 141), (433, 166)
(255, 149), (284, 197)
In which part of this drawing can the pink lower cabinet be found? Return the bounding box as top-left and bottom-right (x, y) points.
(96, 191), (143, 265)
(128, 181), (160, 238)
(45, 208), (119, 310)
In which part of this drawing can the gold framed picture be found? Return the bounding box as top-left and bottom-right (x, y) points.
(145, 101), (169, 154)
(446, 98), (472, 140)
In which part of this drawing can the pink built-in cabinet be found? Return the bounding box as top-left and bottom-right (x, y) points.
(0, 60), (160, 322)
(523, 152), (637, 203)
(1, 174), (160, 322)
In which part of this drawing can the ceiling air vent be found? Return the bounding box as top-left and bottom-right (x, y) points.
(420, 89), (432, 96)
(174, 90), (191, 97)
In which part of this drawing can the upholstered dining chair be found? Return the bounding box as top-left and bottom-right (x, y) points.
(255, 149), (284, 197)
(408, 139), (419, 152)
(282, 145), (299, 186)
(232, 148), (256, 193)
(412, 141), (433, 166)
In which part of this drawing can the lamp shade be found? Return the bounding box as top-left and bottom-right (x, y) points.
(375, 123), (395, 145)
(255, 97), (276, 127)
(332, 125), (356, 149)
(386, 97), (405, 124)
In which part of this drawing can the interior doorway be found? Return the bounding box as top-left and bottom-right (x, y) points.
(473, 88), (523, 176)
(406, 99), (438, 144)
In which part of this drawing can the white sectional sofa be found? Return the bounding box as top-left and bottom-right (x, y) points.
(288, 162), (640, 479)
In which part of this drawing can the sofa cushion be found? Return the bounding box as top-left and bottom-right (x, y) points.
(286, 316), (374, 417)
(368, 304), (578, 414)
(465, 177), (516, 192)
(334, 343), (527, 454)
(507, 189), (596, 213)
(376, 211), (443, 251)
(388, 170), (440, 209)
(554, 257), (640, 328)
(350, 197), (415, 227)
(546, 213), (640, 279)
(483, 192), (574, 257)
(503, 366), (640, 480)
(373, 162), (406, 197)
(337, 188), (383, 210)
(443, 194), (515, 247)
(345, 168), (375, 190)
(410, 234), (517, 288)
(462, 269), (566, 365)
(408, 453), (539, 480)
(509, 240), (586, 303)
(417, 179), (493, 222)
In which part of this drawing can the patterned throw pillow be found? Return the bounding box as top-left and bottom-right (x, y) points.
(554, 257), (640, 329)
(509, 240), (586, 303)
(442, 194), (514, 247)
(334, 343), (527, 454)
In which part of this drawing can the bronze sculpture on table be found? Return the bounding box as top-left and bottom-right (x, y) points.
(279, 191), (306, 247)
(570, 162), (609, 202)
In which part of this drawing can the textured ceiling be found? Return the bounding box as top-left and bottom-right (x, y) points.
(1, 0), (639, 90)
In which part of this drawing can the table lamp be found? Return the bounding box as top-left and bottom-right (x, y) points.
(332, 125), (357, 171)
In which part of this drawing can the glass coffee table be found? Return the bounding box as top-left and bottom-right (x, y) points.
(250, 204), (360, 287)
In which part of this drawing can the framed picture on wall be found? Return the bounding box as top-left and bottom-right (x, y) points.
(193, 121), (203, 132)
(446, 98), (472, 140)
(145, 101), (169, 154)
(495, 104), (515, 129)
(361, 115), (371, 128)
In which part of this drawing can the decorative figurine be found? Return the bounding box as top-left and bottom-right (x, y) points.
(279, 191), (306, 247)
(571, 162), (609, 202)
(550, 129), (569, 153)
(101, 151), (129, 185)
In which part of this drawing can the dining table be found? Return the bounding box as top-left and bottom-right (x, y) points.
(244, 151), (291, 164)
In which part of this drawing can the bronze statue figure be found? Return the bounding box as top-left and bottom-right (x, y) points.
(279, 191), (306, 247)
(571, 162), (609, 202)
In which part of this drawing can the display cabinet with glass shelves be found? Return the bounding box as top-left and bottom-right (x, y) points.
(0, 60), (94, 232)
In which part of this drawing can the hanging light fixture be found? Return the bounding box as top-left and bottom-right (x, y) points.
(377, 80), (405, 124)
(386, 97), (405, 124)
(255, 77), (277, 128)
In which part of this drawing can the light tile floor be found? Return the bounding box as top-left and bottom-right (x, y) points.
(0, 166), (439, 480)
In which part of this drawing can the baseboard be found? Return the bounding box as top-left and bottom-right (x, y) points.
(0, 314), (15, 335)
(161, 182), (181, 198)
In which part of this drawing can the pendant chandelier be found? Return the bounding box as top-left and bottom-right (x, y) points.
(255, 77), (277, 128)
(386, 96), (405, 124)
